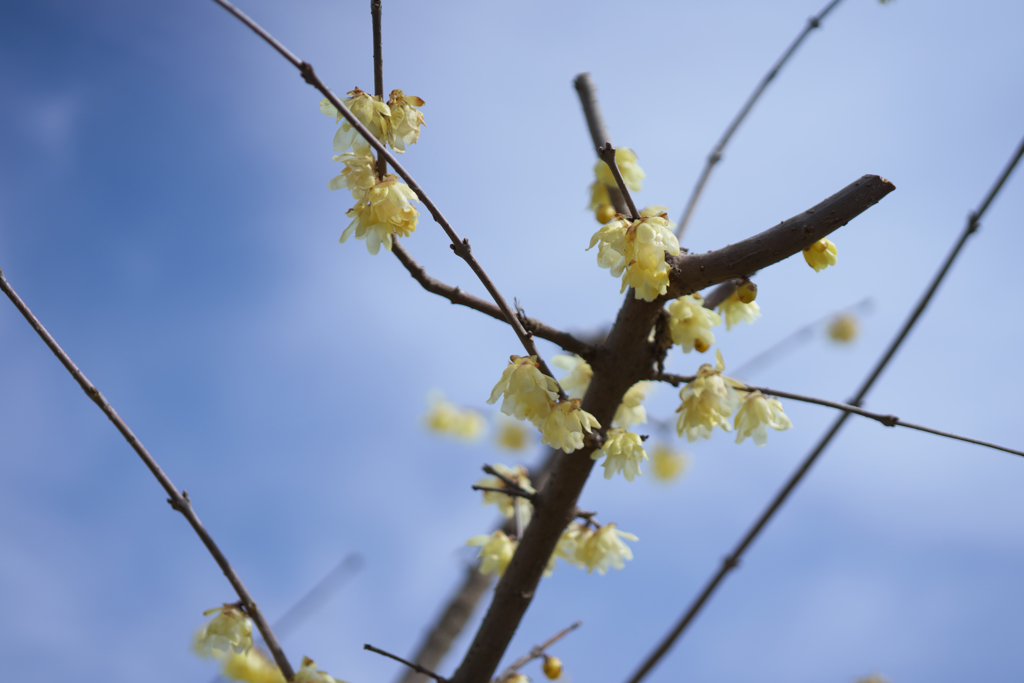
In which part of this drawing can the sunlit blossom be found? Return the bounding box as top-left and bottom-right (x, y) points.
(592, 428), (648, 481)
(538, 399), (600, 453)
(733, 390), (792, 446)
(588, 212), (681, 302)
(467, 530), (517, 577)
(803, 237), (838, 272)
(668, 293), (720, 352)
(385, 89), (425, 153)
(340, 175), (419, 254)
(675, 349), (745, 442)
(487, 355), (560, 424)
(574, 523), (637, 574)
(718, 289), (761, 331)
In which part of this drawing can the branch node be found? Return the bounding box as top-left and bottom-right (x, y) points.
(880, 415), (899, 427)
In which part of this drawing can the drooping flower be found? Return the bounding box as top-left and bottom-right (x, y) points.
(675, 349), (745, 442)
(340, 175), (420, 254)
(828, 312), (859, 342)
(538, 399), (600, 453)
(467, 529), (517, 577)
(487, 355), (560, 424)
(423, 392), (485, 440)
(551, 354), (593, 400)
(668, 293), (720, 352)
(587, 147), (645, 222)
(717, 289), (761, 331)
(574, 523), (637, 574)
(193, 604), (253, 659)
(494, 414), (532, 451)
(385, 89), (425, 153)
(592, 428), (648, 481)
(650, 443), (689, 482)
(734, 390), (793, 446)
(542, 656), (563, 680)
(553, 521), (588, 568)
(588, 211), (681, 302)
(322, 88), (391, 157)
(803, 237), (838, 272)
(294, 656), (346, 683)
(221, 649), (287, 683)
(476, 464), (535, 520)
(612, 381), (653, 430)
(327, 153), (376, 200)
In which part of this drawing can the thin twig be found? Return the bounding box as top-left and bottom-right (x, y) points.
(494, 621), (582, 683)
(371, 0), (387, 179)
(0, 269), (295, 680)
(209, 0), (564, 397)
(472, 485), (537, 501)
(675, 0), (846, 240)
(626, 134), (1024, 683)
(573, 73), (628, 216)
(652, 372), (1024, 458)
(599, 143), (640, 220)
(365, 644), (448, 683)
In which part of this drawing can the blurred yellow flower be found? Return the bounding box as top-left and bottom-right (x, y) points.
(476, 464), (534, 520)
(612, 381), (653, 430)
(467, 529), (517, 576)
(193, 604), (253, 659)
(650, 444), (689, 482)
(423, 392), (485, 440)
(294, 656), (347, 683)
(828, 312), (859, 342)
(495, 415), (532, 451)
(574, 523), (637, 574)
(221, 649), (286, 683)
(551, 354), (593, 400)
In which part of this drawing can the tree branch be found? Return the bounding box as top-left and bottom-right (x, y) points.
(366, 644), (448, 683)
(0, 269), (295, 680)
(675, 0), (846, 240)
(371, 0), (387, 179)
(598, 143), (640, 220)
(494, 621), (582, 683)
(626, 133), (1024, 683)
(209, 0), (563, 395)
(573, 73), (629, 216)
(391, 240), (595, 359)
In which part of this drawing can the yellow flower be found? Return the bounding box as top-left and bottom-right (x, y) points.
(828, 312), (859, 342)
(538, 399), (600, 453)
(717, 289), (761, 331)
(553, 521), (588, 568)
(588, 212), (681, 302)
(385, 89), (425, 153)
(595, 147), (644, 191)
(574, 523), (637, 574)
(327, 153), (376, 200)
(612, 381), (653, 429)
(542, 656), (563, 680)
(325, 88), (391, 156)
(193, 604), (253, 659)
(494, 415), (532, 451)
(650, 444), (689, 482)
(476, 464), (534, 520)
(221, 650), (286, 683)
(423, 392), (485, 440)
(551, 354), (593, 400)
(487, 355), (560, 423)
(803, 237), (838, 272)
(675, 349), (745, 442)
(294, 657), (346, 683)
(467, 529), (517, 576)
(734, 390), (792, 446)
(592, 428), (648, 481)
(340, 175), (419, 254)
(668, 293), (720, 352)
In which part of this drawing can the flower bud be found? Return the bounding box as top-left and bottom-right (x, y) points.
(736, 280), (757, 304)
(542, 655), (563, 680)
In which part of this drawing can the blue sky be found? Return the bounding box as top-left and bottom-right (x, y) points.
(1, 1), (1023, 682)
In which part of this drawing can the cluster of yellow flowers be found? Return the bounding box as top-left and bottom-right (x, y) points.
(588, 208), (682, 302)
(675, 350), (792, 445)
(555, 521), (638, 574)
(487, 355), (599, 454)
(322, 88), (426, 254)
(668, 290), (761, 356)
(476, 464), (535, 521)
(588, 147), (645, 223)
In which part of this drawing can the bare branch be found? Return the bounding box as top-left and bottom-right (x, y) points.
(675, 0), (846, 240)
(371, 0), (387, 179)
(494, 621), (582, 683)
(209, 0), (562, 394)
(0, 269), (295, 680)
(626, 134), (1024, 683)
(573, 73), (628, 216)
(366, 644), (448, 683)
(391, 240), (595, 359)
(472, 486), (536, 501)
(598, 143), (640, 220)
(652, 373), (1024, 458)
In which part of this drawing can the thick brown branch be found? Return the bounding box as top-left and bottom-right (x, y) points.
(391, 240), (595, 359)
(665, 174), (894, 299)
(0, 269), (294, 679)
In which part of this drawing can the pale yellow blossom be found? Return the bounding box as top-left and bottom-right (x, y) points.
(734, 390), (792, 446)
(803, 237), (838, 272)
(651, 444), (689, 482)
(294, 657), (346, 683)
(324, 88), (390, 157)
(828, 313), (859, 342)
(553, 521), (588, 568)
(551, 354), (593, 400)
(675, 349), (745, 442)
(587, 148), (645, 222)
(495, 415), (532, 451)
(327, 153), (376, 200)
(476, 464), (534, 520)
(668, 293), (720, 352)
(718, 289), (761, 331)
(385, 89), (425, 153)
(193, 604), (253, 659)
(423, 392), (485, 440)
(592, 428), (648, 481)
(538, 399), (600, 453)
(221, 649), (286, 683)
(340, 175), (419, 254)
(487, 355), (560, 423)
(588, 212), (681, 302)
(612, 381), (653, 429)
(574, 523), (637, 574)
(467, 529), (517, 577)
